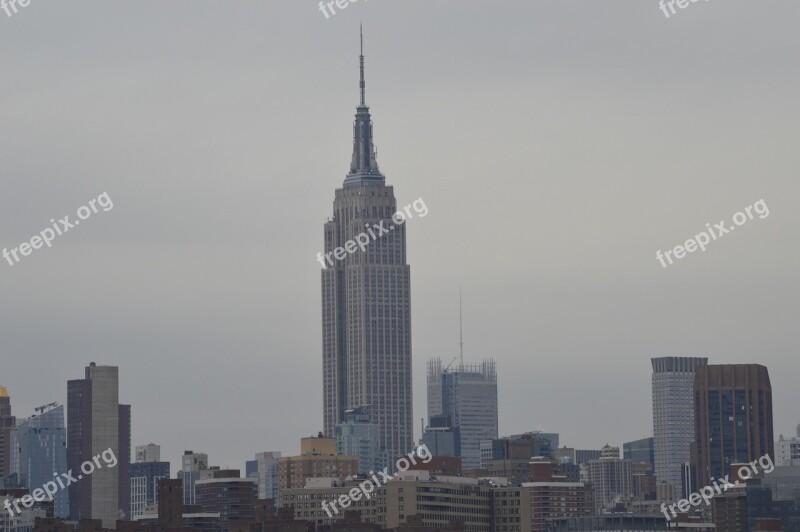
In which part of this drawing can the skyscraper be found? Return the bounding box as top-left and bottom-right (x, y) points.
(651, 356), (707, 497)
(0, 387), (14, 479)
(321, 30), (413, 461)
(693, 364), (774, 489)
(427, 358), (498, 469)
(11, 403), (69, 517)
(67, 363), (131, 527)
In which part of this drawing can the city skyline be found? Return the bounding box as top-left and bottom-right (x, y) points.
(1, 0), (798, 476)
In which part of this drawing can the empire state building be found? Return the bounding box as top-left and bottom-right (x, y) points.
(321, 31), (413, 462)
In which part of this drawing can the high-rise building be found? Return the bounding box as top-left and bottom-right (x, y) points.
(586, 444), (633, 510)
(693, 364), (774, 489)
(335, 406), (381, 474)
(178, 450), (208, 506)
(11, 403), (69, 517)
(427, 359), (498, 469)
(67, 363), (131, 527)
(0, 387), (15, 479)
(651, 356), (708, 497)
(130, 443), (170, 520)
(321, 31), (413, 462)
(252, 451), (281, 501)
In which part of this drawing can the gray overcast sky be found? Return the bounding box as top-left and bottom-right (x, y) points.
(1, 0), (798, 472)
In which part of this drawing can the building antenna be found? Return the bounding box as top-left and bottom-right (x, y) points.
(459, 287), (464, 369)
(359, 24), (366, 106)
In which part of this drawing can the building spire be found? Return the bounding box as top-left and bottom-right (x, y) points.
(360, 24), (366, 106)
(344, 25), (384, 187)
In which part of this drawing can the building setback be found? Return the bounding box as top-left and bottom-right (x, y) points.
(321, 30), (413, 462)
(693, 364), (774, 489)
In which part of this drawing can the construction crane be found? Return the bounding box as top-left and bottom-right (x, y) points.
(34, 402), (58, 414)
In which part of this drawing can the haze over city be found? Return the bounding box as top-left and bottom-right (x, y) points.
(1, 0), (798, 478)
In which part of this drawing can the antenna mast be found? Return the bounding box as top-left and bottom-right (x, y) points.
(459, 287), (464, 369)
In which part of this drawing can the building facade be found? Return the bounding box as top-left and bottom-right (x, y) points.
(775, 427), (800, 466)
(135, 443), (161, 463)
(321, 33), (413, 464)
(693, 364), (774, 489)
(11, 404), (69, 517)
(0, 387), (15, 479)
(623, 437), (655, 466)
(66, 363), (131, 527)
(427, 359), (499, 470)
(253, 451), (281, 501)
(178, 450), (209, 506)
(335, 407), (382, 474)
(586, 445), (633, 510)
(130, 458), (170, 519)
(651, 356), (708, 497)
(195, 477), (258, 530)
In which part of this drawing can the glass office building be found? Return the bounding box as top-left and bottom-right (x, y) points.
(11, 404), (69, 517)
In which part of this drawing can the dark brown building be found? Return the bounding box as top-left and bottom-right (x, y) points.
(693, 364), (774, 488)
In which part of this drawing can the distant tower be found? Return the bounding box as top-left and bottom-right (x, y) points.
(0, 387), (14, 478)
(321, 28), (413, 461)
(651, 356), (707, 497)
(427, 358), (498, 469)
(67, 363), (131, 527)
